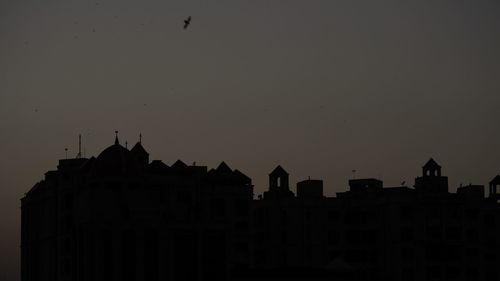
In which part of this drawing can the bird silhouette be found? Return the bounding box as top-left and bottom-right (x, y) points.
(183, 16), (191, 29)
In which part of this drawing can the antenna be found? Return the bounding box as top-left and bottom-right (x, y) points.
(65, 148), (68, 159)
(125, 141), (128, 149)
(76, 134), (82, 158)
(351, 169), (356, 179)
(139, 133), (142, 143)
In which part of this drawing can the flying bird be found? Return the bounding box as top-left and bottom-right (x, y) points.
(183, 16), (191, 29)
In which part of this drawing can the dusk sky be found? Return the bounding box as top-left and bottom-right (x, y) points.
(1, 1), (500, 279)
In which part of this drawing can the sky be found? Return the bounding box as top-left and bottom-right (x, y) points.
(1, 0), (500, 279)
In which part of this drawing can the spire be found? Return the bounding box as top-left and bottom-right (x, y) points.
(139, 133), (142, 144)
(114, 130), (119, 145)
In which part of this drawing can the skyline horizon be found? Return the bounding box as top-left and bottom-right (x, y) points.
(35, 132), (499, 197)
(2, 1), (500, 280)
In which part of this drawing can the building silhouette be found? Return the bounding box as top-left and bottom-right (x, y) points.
(21, 137), (500, 281)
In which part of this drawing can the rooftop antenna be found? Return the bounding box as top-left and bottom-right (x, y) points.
(125, 141), (128, 149)
(139, 133), (142, 143)
(76, 134), (82, 159)
(114, 130), (119, 145)
(65, 148), (68, 159)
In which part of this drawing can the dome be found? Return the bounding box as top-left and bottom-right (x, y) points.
(92, 141), (140, 176)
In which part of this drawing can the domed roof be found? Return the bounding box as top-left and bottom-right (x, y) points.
(92, 137), (141, 176)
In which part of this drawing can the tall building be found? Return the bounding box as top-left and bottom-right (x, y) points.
(21, 138), (500, 281)
(21, 136), (253, 281)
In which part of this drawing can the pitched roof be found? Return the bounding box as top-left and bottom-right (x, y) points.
(216, 161), (232, 174)
(80, 157), (96, 173)
(270, 165), (288, 176)
(423, 158), (441, 169)
(130, 142), (148, 155)
(490, 175), (500, 185)
(171, 159), (188, 169)
(233, 169), (252, 185)
(148, 160), (170, 174)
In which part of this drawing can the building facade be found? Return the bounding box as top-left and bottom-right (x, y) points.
(21, 138), (500, 281)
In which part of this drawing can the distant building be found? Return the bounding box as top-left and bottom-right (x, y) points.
(21, 138), (500, 281)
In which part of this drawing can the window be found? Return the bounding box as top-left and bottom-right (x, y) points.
(401, 248), (415, 262)
(465, 229), (477, 242)
(466, 248), (478, 258)
(446, 226), (461, 241)
(64, 238), (71, 254)
(465, 209), (478, 220)
(400, 206), (414, 220)
(364, 229), (379, 244)
(484, 213), (496, 230)
(466, 268), (479, 281)
(328, 209), (340, 222)
(445, 267), (460, 280)
(426, 226), (441, 240)
(234, 221), (248, 231)
(254, 249), (268, 265)
(281, 231), (287, 244)
(235, 199), (248, 217)
(328, 230), (339, 245)
(346, 230), (361, 245)
(401, 227), (414, 242)
(234, 242), (248, 254)
(485, 271), (497, 280)
(211, 198), (226, 218)
(426, 266), (441, 281)
(64, 193), (73, 210)
(425, 247), (441, 261)
(177, 191), (192, 203)
(445, 246), (461, 261)
(144, 229), (158, 281)
(100, 230), (112, 280)
(402, 268), (414, 281)
(281, 210), (287, 225)
(122, 230), (136, 281)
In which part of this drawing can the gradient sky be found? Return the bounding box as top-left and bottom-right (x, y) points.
(1, 1), (500, 279)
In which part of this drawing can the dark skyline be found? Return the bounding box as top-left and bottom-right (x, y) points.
(1, 1), (500, 280)
(19, 141), (500, 281)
